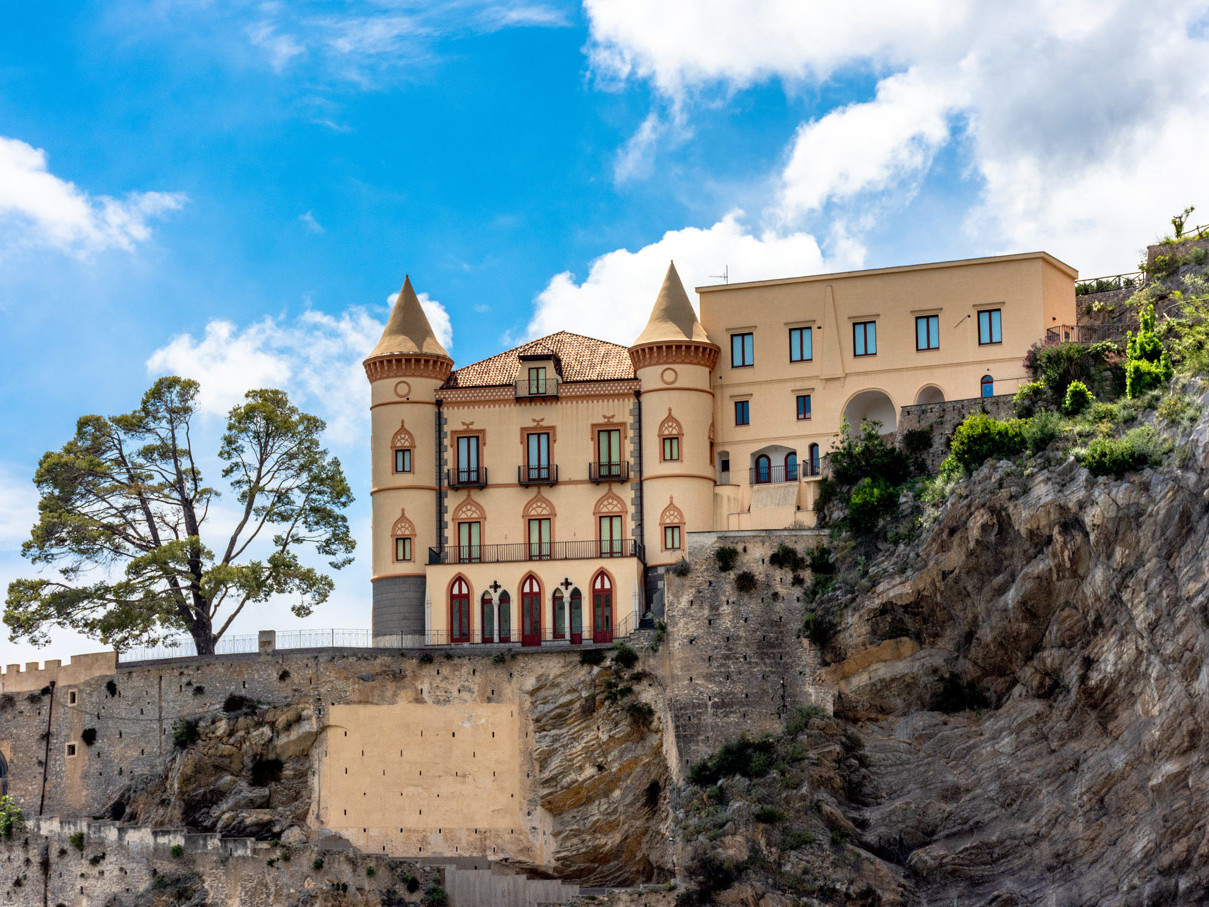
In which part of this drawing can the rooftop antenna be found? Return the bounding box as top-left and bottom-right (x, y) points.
(710, 265), (729, 284)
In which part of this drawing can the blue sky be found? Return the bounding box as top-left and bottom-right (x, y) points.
(3, 0), (1208, 663)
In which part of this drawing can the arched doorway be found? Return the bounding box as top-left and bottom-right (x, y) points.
(842, 389), (898, 434)
(569, 587), (583, 644)
(498, 590), (512, 643)
(785, 452), (798, 481)
(807, 443), (821, 477)
(450, 577), (470, 644)
(521, 575), (542, 647)
(981, 375), (994, 397)
(552, 589), (565, 640)
(754, 454), (771, 484)
(480, 592), (495, 644)
(592, 571), (614, 644)
(915, 385), (945, 405)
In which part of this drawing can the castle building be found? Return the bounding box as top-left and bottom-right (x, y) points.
(365, 252), (1076, 644)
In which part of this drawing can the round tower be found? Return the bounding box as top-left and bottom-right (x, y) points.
(364, 276), (452, 642)
(630, 262), (719, 571)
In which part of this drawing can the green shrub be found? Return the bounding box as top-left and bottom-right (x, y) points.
(688, 736), (777, 786)
(1025, 340), (1124, 403)
(781, 828), (817, 849)
(754, 806), (785, 824)
(425, 883), (449, 906)
(768, 544), (805, 571)
(807, 546), (835, 575)
(418, 651), (434, 664)
(70, 831), (86, 852)
(222, 694), (253, 713)
(714, 546), (739, 572)
(827, 419), (912, 488)
(312, 858), (324, 870)
(612, 642), (639, 670)
(785, 705), (826, 735)
(580, 648), (606, 666)
(1126, 305), (1174, 398)
(901, 426), (933, 456)
(1157, 393), (1200, 426)
(1062, 380), (1094, 415)
(734, 570), (758, 593)
(1022, 409), (1063, 454)
(491, 652), (507, 664)
(170, 844), (184, 859)
(366, 866), (376, 877)
(625, 701), (655, 730)
(670, 558), (690, 577)
(1013, 380), (1047, 418)
(846, 476), (898, 534)
(81, 727), (97, 746)
(0, 795), (23, 838)
(1081, 426), (1167, 476)
(948, 413), (1026, 472)
(172, 718), (199, 750)
(649, 619), (667, 653)
(801, 609), (836, 647)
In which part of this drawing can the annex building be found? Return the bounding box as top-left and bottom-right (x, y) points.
(366, 252), (1076, 646)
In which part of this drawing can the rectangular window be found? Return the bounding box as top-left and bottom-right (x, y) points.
(597, 428), (621, 466)
(528, 518), (551, 560)
(528, 366), (547, 394)
(663, 525), (681, 550)
(394, 537), (412, 562)
(394, 448), (412, 473)
(731, 332), (754, 367)
(457, 521), (481, 563)
(456, 436), (480, 483)
(915, 315), (939, 350)
(599, 515), (623, 557)
(526, 431), (550, 481)
(66, 743), (77, 757)
(796, 394), (811, 420)
(978, 309), (1002, 345)
(662, 436), (680, 461)
(853, 321), (877, 356)
(789, 327), (813, 362)
(734, 400), (750, 425)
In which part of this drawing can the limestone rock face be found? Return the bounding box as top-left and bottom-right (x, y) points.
(525, 660), (671, 886)
(818, 404), (1209, 904)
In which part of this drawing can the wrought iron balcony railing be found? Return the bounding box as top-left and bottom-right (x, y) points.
(428, 538), (643, 565)
(448, 466), (488, 489)
(589, 461), (629, 483)
(518, 464), (558, 486)
(514, 377), (561, 400)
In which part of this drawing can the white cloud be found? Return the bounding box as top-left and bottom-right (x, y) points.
(146, 309), (381, 445)
(583, 0), (1209, 275)
(299, 210), (325, 233)
(146, 288), (453, 444)
(775, 67), (959, 222)
(0, 136), (185, 256)
(525, 211), (829, 344)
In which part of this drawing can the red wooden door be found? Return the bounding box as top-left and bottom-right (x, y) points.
(592, 572), (613, 644)
(521, 576), (541, 647)
(450, 578), (470, 643)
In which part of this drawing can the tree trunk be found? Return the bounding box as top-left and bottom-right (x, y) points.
(189, 619), (216, 657)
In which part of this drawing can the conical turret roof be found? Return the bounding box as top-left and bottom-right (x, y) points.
(633, 261), (712, 346)
(367, 276), (451, 360)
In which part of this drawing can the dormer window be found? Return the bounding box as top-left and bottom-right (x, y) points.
(515, 352), (560, 399)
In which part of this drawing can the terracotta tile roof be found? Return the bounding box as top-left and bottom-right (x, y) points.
(443, 331), (636, 388)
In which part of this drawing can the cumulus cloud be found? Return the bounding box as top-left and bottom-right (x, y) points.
(525, 211), (831, 345)
(146, 288), (453, 444)
(0, 136), (185, 256)
(584, 0), (1209, 273)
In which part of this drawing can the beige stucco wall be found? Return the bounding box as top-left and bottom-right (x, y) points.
(698, 252), (1076, 530)
(370, 373), (446, 581)
(316, 701), (525, 859)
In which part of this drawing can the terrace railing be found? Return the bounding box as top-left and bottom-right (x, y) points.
(1046, 324), (1128, 344)
(428, 538), (643, 565)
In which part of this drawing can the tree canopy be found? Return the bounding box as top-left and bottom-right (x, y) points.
(5, 377), (354, 655)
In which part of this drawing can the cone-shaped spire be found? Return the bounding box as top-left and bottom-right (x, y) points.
(633, 261), (712, 346)
(367, 276), (451, 360)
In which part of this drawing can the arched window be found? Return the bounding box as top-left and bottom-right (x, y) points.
(391, 421), (415, 474)
(521, 575), (542, 647)
(592, 571), (614, 644)
(480, 592), (494, 643)
(660, 498), (684, 552)
(392, 509), (415, 563)
(785, 453), (798, 482)
(659, 409), (682, 462)
(808, 443), (821, 477)
(569, 588), (583, 644)
(981, 375), (994, 398)
(552, 589), (565, 640)
(754, 454), (771, 484)
(498, 591), (512, 643)
(450, 578), (470, 644)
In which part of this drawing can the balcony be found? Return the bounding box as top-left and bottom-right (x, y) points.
(514, 376), (561, 400)
(750, 463), (807, 485)
(1045, 323), (1127, 345)
(448, 466), (488, 489)
(518, 464), (558, 486)
(589, 461), (630, 484)
(428, 538), (644, 565)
